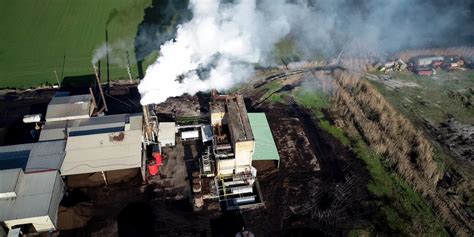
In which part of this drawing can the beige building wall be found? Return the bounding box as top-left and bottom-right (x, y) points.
(217, 159), (235, 176)
(235, 140), (254, 168)
(4, 216), (55, 232)
(211, 112), (226, 126)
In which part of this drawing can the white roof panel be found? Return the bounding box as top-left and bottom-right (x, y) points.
(158, 122), (176, 146)
(182, 130), (199, 140)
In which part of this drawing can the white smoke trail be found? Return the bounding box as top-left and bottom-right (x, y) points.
(138, 0), (291, 105)
(137, 0), (471, 105)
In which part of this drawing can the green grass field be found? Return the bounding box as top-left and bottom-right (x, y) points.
(370, 70), (474, 125)
(0, 0), (152, 88)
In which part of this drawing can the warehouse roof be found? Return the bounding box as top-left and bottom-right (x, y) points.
(25, 140), (66, 173)
(45, 94), (93, 121)
(61, 129), (142, 175)
(0, 141), (66, 173)
(0, 170), (64, 222)
(0, 168), (22, 199)
(39, 114), (142, 141)
(247, 113), (280, 165)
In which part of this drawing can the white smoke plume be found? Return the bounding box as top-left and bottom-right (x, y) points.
(138, 0), (472, 105)
(91, 39), (133, 66)
(138, 0), (292, 105)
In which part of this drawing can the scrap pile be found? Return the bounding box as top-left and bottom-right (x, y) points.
(377, 59), (407, 72)
(409, 55), (469, 76)
(377, 54), (473, 76)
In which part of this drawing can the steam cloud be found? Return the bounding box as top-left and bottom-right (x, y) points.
(91, 39), (133, 67)
(138, 0), (472, 105)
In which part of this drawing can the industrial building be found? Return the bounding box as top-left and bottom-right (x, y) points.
(1, 88), (281, 235)
(1, 92), (145, 235)
(0, 169), (64, 233)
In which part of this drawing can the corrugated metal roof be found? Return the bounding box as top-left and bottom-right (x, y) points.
(158, 122), (176, 146)
(45, 95), (92, 121)
(40, 114), (132, 141)
(0, 169), (22, 197)
(201, 125), (213, 142)
(0, 141), (66, 173)
(25, 141), (66, 173)
(61, 130), (142, 175)
(0, 170), (64, 221)
(39, 127), (67, 141)
(0, 144), (33, 170)
(48, 94), (92, 105)
(247, 113), (280, 162)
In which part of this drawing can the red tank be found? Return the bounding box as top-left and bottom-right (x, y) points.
(152, 152), (163, 166)
(148, 160), (159, 176)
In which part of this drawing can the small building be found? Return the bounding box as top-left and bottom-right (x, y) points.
(247, 113), (280, 169)
(414, 56), (444, 67)
(0, 169), (65, 232)
(158, 122), (176, 147)
(45, 94), (95, 122)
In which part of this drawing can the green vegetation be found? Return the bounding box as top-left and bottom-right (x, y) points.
(0, 0), (152, 88)
(287, 85), (447, 236)
(275, 37), (301, 63)
(371, 70), (474, 125)
(354, 139), (447, 236)
(291, 88), (328, 117)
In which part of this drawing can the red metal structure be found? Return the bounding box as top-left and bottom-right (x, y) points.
(152, 152), (162, 166)
(148, 160), (159, 175)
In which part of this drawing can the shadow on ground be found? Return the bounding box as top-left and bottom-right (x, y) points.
(134, 0), (191, 78)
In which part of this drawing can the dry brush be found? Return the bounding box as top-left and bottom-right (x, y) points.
(330, 70), (473, 236)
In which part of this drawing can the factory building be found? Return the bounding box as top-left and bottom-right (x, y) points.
(0, 93), (146, 235)
(193, 92), (279, 211)
(210, 94), (255, 176)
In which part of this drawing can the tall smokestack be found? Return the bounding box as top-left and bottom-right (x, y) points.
(105, 28), (110, 96)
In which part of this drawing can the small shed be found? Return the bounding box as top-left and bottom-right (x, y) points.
(45, 94), (94, 122)
(158, 122), (176, 147)
(247, 113), (280, 168)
